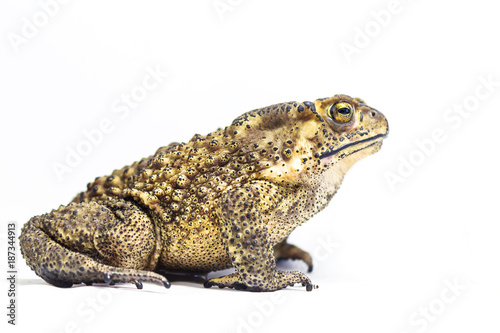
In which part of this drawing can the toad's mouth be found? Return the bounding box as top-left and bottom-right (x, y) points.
(318, 132), (387, 160)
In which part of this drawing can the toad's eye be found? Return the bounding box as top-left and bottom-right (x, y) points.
(327, 102), (354, 123)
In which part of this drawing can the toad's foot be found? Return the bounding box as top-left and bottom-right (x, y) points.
(204, 271), (317, 292)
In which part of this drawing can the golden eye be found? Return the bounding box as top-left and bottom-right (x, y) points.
(327, 102), (354, 123)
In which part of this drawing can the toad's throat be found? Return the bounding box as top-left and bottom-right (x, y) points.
(319, 133), (387, 159)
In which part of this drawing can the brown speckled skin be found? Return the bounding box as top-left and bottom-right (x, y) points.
(20, 94), (388, 291)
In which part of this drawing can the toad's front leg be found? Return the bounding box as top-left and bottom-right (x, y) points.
(204, 181), (316, 292)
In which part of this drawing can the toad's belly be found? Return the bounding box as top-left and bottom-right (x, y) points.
(159, 229), (231, 271)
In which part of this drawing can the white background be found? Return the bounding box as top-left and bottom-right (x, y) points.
(1, 0), (499, 332)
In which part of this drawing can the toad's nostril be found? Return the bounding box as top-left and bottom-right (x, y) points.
(370, 111), (376, 117)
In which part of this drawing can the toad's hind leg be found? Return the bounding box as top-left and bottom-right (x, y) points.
(274, 237), (313, 272)
(20, 199), (170, 289)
